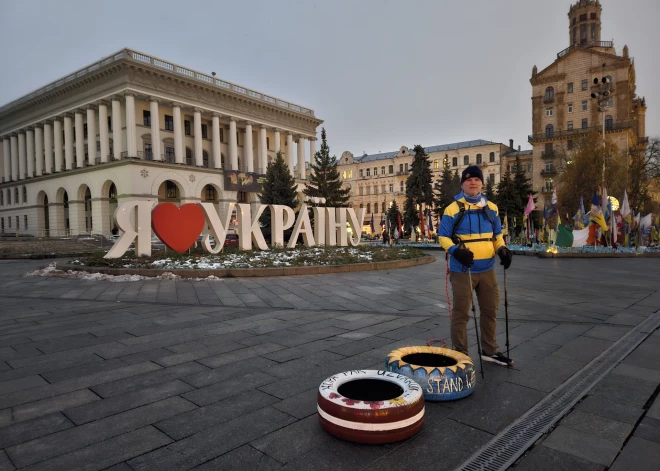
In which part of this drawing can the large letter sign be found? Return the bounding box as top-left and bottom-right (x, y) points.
(104, 201), (366, 258)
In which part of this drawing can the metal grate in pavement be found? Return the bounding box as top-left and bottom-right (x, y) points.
(456, 310), (660, 471)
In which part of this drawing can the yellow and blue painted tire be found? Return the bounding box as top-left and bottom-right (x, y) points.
(385, 346), (476, 401)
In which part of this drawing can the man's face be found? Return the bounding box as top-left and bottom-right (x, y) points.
(462, 177), (483, 197)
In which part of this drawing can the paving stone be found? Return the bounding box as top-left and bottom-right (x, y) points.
(252, 415), (326, 464)
(271, 388), (319, 420)
(40, 359), (126, 384)
(499, 355), (584, 393)
(63, 379), (194, 425)
(156, 390), (278, 440)
(576, 395), (644, 425)
(610, 437), (660, 471)
(183, 371), (277, 406)
(20, 426), (172, 471)
(0, 451), (14, 471)
(541, 425), (621, 466)
(514, 445), (605, 471)
(197, 343), (285, 368)
(10, 389), (100, 424)
(266, 351), (345, 379)
(0, 413), (74, 449)
(550, 336), (612, 364)
(182, 357), (277, 388)
(622, 343), (660, 372)
(0, 352), (103, 383)
(634, 416), (660, 445)
(193, 445), (283, 471)
(582, 325), (631, 342)
(0, 375), (48, 396)
(560, 409), (633, 443)
(589, 371), (657, 408)
(612, 363), (660, 383)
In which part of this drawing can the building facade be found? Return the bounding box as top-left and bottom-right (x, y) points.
(528, 0), (648, 206)
(338, 140), (512, 231)
(0, 49), (322, 237)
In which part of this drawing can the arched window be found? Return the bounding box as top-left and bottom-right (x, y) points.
(452, 157), (458, 167)
(545, 124), (554, 138)
(605, 115), (613, 131)
(359, 203), (363, 209)
(185, 148), (193, 166)
(109, 183), (117, 201)
(374, 203), (378, 214)
(382, 202), (386, 213)
(366, 203), (371, 214)
(202, 151), (209, 168)
(166, 181), (178, 199)
(545, 87), (554, 101)
(204, 185), (216, 201)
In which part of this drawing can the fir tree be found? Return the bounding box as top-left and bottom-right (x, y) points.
(403, 145), (434, 230)
(387, 199), (402, 233)
(303, 128), (351, 208)
(433, 156), (460, 220)
(258, 151), (299, 242)
(484, 179), (496, 203)
(513, 155), (537, 216)
(495, 171), (521, 229)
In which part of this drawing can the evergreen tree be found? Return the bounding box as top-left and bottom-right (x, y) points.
(496, 171), (521, 228)
(484, 179), (496, 203)
(303, 128), (351, 208)
(403, 145), (434, 229)
(258, 151), (299, 242)
(387, 199), (402, 232)
(433, 155), (457, 220)
(513, 155), (537, 216)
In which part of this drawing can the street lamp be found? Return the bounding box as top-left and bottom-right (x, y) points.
(590, 74), (612, 187)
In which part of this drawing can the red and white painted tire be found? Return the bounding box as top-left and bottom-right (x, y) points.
(317, 370), (425, 444)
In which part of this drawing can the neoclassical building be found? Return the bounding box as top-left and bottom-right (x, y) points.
(0, 48), (322, 237)
(338, 139), (512, 231)
(528, 0), (648, 206)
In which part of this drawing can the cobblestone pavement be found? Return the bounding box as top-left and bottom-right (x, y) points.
(0, 255), (658, 470)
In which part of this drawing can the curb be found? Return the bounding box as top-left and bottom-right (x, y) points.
(56, 255), (436, 278)
(512, 250), (660, 258)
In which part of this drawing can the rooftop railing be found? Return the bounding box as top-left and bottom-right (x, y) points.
(556, 40), (614, 59)
(0, 48), (315, 116)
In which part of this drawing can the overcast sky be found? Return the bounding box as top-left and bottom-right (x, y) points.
(1, 0), (658, 158)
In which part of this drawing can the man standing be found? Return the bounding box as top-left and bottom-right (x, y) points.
(438, 166), (514, 366)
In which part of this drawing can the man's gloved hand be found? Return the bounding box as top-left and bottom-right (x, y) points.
(453, 247), (474, 267)
(498, 247), (513, 269)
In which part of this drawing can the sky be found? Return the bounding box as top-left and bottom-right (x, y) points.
(0, 0), (658, 158)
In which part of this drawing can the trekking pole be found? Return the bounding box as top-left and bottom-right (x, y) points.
(503, 266), (510, 370)
(467, 267), (485, 379)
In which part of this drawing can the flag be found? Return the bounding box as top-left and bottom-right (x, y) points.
(386, 215), (391, 231)
(641, 213), (653, 230)
(370, 213), (375, 234)
(427, 212), (434, 234)
(572, 227), (590, 247)
(556, 225), (573, 247)
(620, 190), (631, 222)
(592, 188), (602, 207)
(579, 196), (585, 216)
(419, 209), (425, 235)
(590, 211), (608, 231)
(602, 187), (609, 221)
(524, 194), (535, 217)
(397, 214), (403, 235)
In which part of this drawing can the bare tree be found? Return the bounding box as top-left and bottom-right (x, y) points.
(628, 137), (660, 213)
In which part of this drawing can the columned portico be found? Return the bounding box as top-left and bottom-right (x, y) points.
(297, 136), (306, 180)
(43, 122), (53, 174)
(193, 108), (203, 166)
(229, 118), (238, 170)
(18, 131), (26, 180)
(53, 119), (63, 172)
(86, 106), (97, 166)
(244, 122), (254, 173)
(98, 102), (109, 163)
(63, 113), (73, 170)
(111, 97), (122, 160)
(259, 126), (267, 173)
(150, 99), (162, 161)
(124, 93), (137, 158)
(74, 110), (85, 168)
(286, 133), (294, 177)
(274, 129), (281, 153)
(212, 113), (221, 169)
(2, 139), (10, 181)
(35, 125), (43, 177)
(26, 128), (35, 178)
(10, 134), (18, 181)
(172, 102), (184, 164)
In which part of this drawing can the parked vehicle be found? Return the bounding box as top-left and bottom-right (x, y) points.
(224, 234), (239, 247)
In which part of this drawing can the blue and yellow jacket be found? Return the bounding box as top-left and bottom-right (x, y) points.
(438, 192), (506, 273)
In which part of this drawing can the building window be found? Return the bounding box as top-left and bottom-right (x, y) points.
(463, 156), (469, 165)
(0, 191), (3, 206)
(399, 164), (404, 173)
(22, 186), (27, 203)
(545, 161), (553, 171)
(544, 87), (554, 101)
(24, 215), (28, 230)
(546, 107), (553, 117)
(489, 152), (495, 163)
(605, 115), (613, 130)
(201, 124), (208, 139)
(144, 143), (153, 160)
(568, 140), (574, 150)
(108, 117), (112, 132)
(582, 118), (588, 129)
(526, 163), (532, 173)
(452, 157), (458, 167)
(359, 187), (363, 196)
(582, 80), (588, 91)
(389, 165), (393, 174)
(489, 173), (495, 184)
(366, 168), (370, 177)
(476, 154), (482, 165)
(404, 163), (408, 172)
(186, 148), (193, 165)
(545, 179), (554, 192)
(607, 96), (613, 107)
(7, 189), (11, 205)
(143, 110), (151, 127)
(359, 169), (363, 177)
(366, 186), (370, 195)
(165, 147), (175, 163)
(374, 202), (378, 213)
(83, 124), (88, 138)
(591, 23), (596, 40)
(220, 129), (225, 142)
(381, 166), (385, 175)
(166, 181), (178, 199)
(510, 165), (516, 173)
(567, 121), (573, 130)
(184, 120), (191, 136)
(582, 100), (588, 111)
(381, 184), (386, 194)
(374, 185), (378, 195)
(203, 151), (209, 168)
(389, 183), (393, 193)
(568, 103), (573, 113)
(266, 137), (269, 149)
(238, 191), (247, 203)
(567, 83), (573, 93)
(545, 124), (554, 138)
(206, 186), (216, 200)
(400, 181), (404, 192)
(382, 202), (386, 213)
(433, 160), (439, 169)
(165, 115), (174, 131)
(373, 167), (377, 176)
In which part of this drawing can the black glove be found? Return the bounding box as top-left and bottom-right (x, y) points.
(453, 247), (474, 267)
(498, 247), (513, 269)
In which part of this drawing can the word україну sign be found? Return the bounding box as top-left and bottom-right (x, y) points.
(104, 199), (366, 259)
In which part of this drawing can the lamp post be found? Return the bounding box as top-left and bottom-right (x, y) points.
(591, 73), (612, 245)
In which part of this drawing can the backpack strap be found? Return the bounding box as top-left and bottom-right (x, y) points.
(451, 202), (466, 245)
(451, 200), (498, 244)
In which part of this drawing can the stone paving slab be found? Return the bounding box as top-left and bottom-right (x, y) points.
(0, 256), (659, 470)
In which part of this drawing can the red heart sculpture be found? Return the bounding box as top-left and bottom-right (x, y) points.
(152, 203), (206, 253)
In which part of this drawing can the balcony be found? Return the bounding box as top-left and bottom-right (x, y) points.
(541, 187), (554, 194)
(528, 121), (635, 143)
(396, 171), (409, 176)
(541, 151), (556, 159)
(543, 96), (555, 104)
(540, 168), (557, 177)
(556, 40), (614, 59)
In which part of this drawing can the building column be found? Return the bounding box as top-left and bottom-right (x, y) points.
(244, 122), (254, 173)
(34, 126), (43, 177)
(286, 133), (294, 177)
(274, 129), (281, 153)
(64, 114), (74, 170)
(111, 97), (122, 160)
(297, 137), (306, 180)
(26, 128), (35, 178)
(91, 198), (110, 236)
(259, 126), (267, 174)
(18, 131), (26, 180)
(43, 122), (53, 174)
(67, 200), (85, 235)
(10, 134), (18, 181)
(74, 110), (85, 168)
(2, 138), (10, 182)
(124, 93), (137, 158)
(193, 108), (203, 166)
(149, 98), (161, 161)
(172, 102), (183, 164)
(212, 113), (221, 169)
(48, 203), (65, 237)
(86, 106), (97, 166)
(309, 138), (316, 178)
(53, 119), (63, 172)
(229, 118), (238, 170)
(98, 102), (109, 163)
